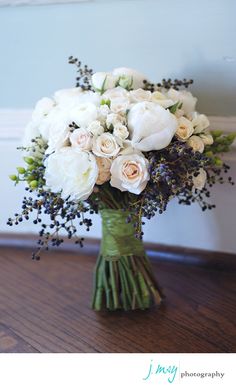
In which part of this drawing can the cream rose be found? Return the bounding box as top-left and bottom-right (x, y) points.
(192, 168), (207, 190)
(167, 89), (197, 115)
(103, 87), (130, 113)
(96, 157), (112, 185)
(175, 117), (194, 141)
(187, 135), (205, 153)
(87, 120), (104, 136)
(113, 123), (129, 141)
(190, 112), (210, 134)
(92, 133), (120, 158)
(151, 91), (174, 108)
(200, 132), (214, 145)
(70, 128), (92, 151)
(70, 102), (97, 128)
(128, 101), (177, 151)
(110, 153), (149, 194)
(129, 89), (151, 103)
(106, 113), (126, 129)
(44, 148), (98, 200)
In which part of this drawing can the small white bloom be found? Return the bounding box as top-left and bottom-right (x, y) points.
(128, 101), (177, 151)
(103, 87), (130, 113)
(113, 123), (129, 141)
(92, 133), (120, 158)
(187, 135), (205, 153)
(190, 112), (210, 134)
(110, 153), (149, 194)
(106, 112), (126, 129)
(151, 91), (174, 108)
(44, 148), (98, 201)
(175, 117), (194, 141)
(70, 128), (92, 151)
(87, 120), (104, 136)
(167, 89), (197, 115)
(22, 122), (41, 151)
(70, 102), (97, 128)
(199, 132), (214, 145)
(112, 67), (148, 90)
(192, 168), (207, 190)
(96, 157), (112, 185)
(129, 89), (151, 103)
(92, 72), (117, 92)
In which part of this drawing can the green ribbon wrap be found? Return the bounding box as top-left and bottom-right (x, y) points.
(100, 209), (145, 260)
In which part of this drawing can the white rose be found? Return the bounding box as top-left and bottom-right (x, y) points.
(96, 157), (112, 185)
(44, 148), (98, 201)
(97, 104), (110, 125)
(167, 88), (197, 115)
(175, 117), (194, 141)
(113, 123), (129, 141)
(128, 101), (177, 151)
(70, 102), (97, 128)
(200, 132), (214, 145)
(92, 72), (117, 92)
(190, 112), (210, 134)
(110, 153), (149, 194)
(87, 120), (104, 136)
(187, 135), (205, 153)
(70, 128), (92, 151)
(103, 87), (130, 113)
(54, 88), (100, 109)
(112, 67), (148, 89)
(32, 97), (55, 125)
(151, 91), (174, 108)
(192, 168), (207, 190)
(129, 89), (151, 103)
(92, 133), (120, 158)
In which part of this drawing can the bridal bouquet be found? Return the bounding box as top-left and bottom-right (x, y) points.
(9, 58), (235, 311)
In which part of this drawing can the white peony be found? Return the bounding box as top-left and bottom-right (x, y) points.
(70, 128), (92, 151)
(128, 101), (177, 151)
(190, 112), (210, 134)
(192, 168), (207, 190)
(113, 123), (129, 141)
(110, 153), (149, 194)
(112, 67), (148, 90)
(92, 133), (120, 158)
(175, 117), (194, 141)
(32, 97), (55, 125)
(167, 89), (197, 115)
(44, 148), (98, 201)
(54, 88), (100, 109)
(87, 120), (104, 136)
(129, 89), (151, 103)
(200, 132), (214, 145)
(187, 135), (205, 153)
(92, 72), (117, 92)
(96, 157), (112, 185)
(70, 102), (97, 128)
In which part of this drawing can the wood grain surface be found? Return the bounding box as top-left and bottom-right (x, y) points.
(0, 246), (235, 353)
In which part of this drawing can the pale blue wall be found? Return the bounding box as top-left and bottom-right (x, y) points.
(0, 0), (235, 115)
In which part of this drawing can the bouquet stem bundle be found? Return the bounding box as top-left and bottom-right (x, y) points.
(92, 209), (163, 310)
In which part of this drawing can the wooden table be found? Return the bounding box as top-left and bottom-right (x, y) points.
(0, 245), (235, 353)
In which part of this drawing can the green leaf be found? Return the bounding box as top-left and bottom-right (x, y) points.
(169, 101), (180, 114)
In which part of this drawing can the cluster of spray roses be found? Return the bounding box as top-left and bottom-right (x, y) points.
(23, 66), (213, 200)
